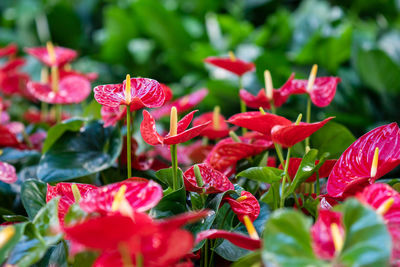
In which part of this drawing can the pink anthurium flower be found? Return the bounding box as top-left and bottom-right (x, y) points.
(195, 229), (261, 251)
(140, 110), (211, 146)
(327, 123), (400, 198)
(0, 44), (17, 58)
(151, 88), (208, 119)
(25, 45), (77, 67)
(94, 77), (164, 110)
(0, 58), (26, 73)
(59, 69), (98, 82)
(161, 83), (173, 103)
(222, 191), (260, 222)
(0, 162), (17, 184)
(27, 74), (91, 104)
(310, 209), (344, 260)
(357, 183), (400, 262)
(228, 111), (333, 147)
(23, 108), (71, 126)
(279, 158), (337, 183)
(205, 135), (272, 177)
(183, 163), (234, 194)
(192, 107), (231, 139)
(100, 106), (127, 127)
(46, 183), (98, 225)
(204, 53), (255, 76)
(0, 125), (24, 149)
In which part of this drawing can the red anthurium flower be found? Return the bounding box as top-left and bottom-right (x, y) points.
(0, 162), (17, 184)
(151, 88), (208, 119)
(0, 44), (17, 57)
(0, 58), (26, 73)
(120, 137), (154, 171)
(223, 191), (260, 222)
(161, 83), (173, 103)
(228, 111), (333, 147)
(204, 54), (255, 76)
(151, 144), (192, 166)
(183, 163), (234, 194)
(280, 72), (341, 107)
(6, 122), (24, 135)
(27, 74), (91, 104)
(310, 209), (344, 260)
(205, 136), (272, 177)
(186, 141), (213, 164)
(101, 106), (127, 127)
(141, 110), (210, 146)
(327, 123), (400, 199)
(192, 108), (231, 140)
(357, 183), (400, 261)
(195, 229), (261, 251)
(279, 158), (337, 183)
(25, 45), (77, 67)
(94, 77), (164, 110)
(23, 108), (70, 126)
(0, 72), (32, 99)
(0, 125), (24, 149)
(59, 69), (98, 82)
(46, 183), (98, 224)
(79, 179), (163, 214)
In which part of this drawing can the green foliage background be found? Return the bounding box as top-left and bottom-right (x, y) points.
(1, 0), (400, 135)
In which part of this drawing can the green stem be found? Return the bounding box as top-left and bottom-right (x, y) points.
(274, 143), (285, 166)
(126, 109), (132, 178)
(170, 144), (178, 190)
(270, 100), (276, 114)
(204, 240), (209, 267)
(55, 104), (62, 123)
(41, 102), (48, 121)
(280, 147), (292, 208)
(293, 192), (301, 208)
(305, 96), (311, 150)
(316, 171), (320, 196)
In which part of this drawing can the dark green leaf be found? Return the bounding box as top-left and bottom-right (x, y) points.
(21, 179), (47, 220)
(237, 167), (283, 184)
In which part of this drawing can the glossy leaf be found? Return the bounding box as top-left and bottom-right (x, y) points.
(237, 167), (283, 184)
(20, 179), (47, 220)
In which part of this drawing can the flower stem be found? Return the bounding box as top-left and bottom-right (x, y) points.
(316, 172), (320, 196)
(170, 144), (178, 190)
(274, 143), (285, 166)
(305, 96), (311, 151)
(40, 102), (48, 121)
(280, 147), (292, 208)
(238, 76), (247, 135)
(55, 104), (62, 123)
(126, 109), (132, 178)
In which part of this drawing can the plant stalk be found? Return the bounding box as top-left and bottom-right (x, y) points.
(170, 144), (178, 190)
(280, 147), (292, 208)
(126, 109), (132, 178)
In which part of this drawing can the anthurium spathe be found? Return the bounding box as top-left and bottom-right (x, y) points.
(140, 109), (210, 146)
(0, 161), (17, 184)
(192, 106), (231, 139)
(228, 111), (333, 147)
(100, 106), (127, 127)
(183, 163), (234, 194)
(46, 183), (98, 224)
(204, 52), (255, 76)
(357, 183), (400, 261)
(23, 108), (71, 126)
(151, 88), (208, 119)
(326, 123), (400, 198)
(195, 229), (261, 251)
(222, 191), (260, 222)
(94, 76), (165, 110)
(0, 125), (24, 149)
(25, 45), (77, 67)
(0, 43), (17, 57)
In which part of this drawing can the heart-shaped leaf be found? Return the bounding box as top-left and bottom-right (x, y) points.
(21, 179), (47, 220)
(237, 167), (283, 184)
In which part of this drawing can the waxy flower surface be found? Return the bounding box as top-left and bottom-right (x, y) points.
(0, 162), (17, 184)
(223, 191), (260, 222)
(25, 45), (77, 67)
(100, 106), (127, 127)
(204, 56), (255, 76)
(327, 123), (400, 198)
(195, 229), (261, 250)
(192, 109), (231, 139)
(141, 110), (210, 145)
(0, 44), (17, 57)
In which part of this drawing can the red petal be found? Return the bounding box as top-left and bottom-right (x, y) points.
(0, 162), (17, 184)
(176, 110), (197, 134)
(271, 117), (333, 147)
(183, 163), (234, 194)
(0, 125), (22, 148)
(23, 108), (70, 126)
(223, 191), (260, 222)
(0, 44), (18, 57)
(239, 88), (289, 110)
(158, 210), (211, 231)
(327, 123), (400, 198)
(228, 112), (291, 136)
(163, 121), (210, 145)
(193, 112), (230, 139)
(0, 58), (26, 72)
(0, 72), (31, 98)
(101, 106), (126, 127)
(311, 209), (344, 260)
(309, 77), (341, 107)
(123, 78), (165, 110)
(204, 57), (255, 76)
(25, 46), (77, 67)
(151, 89), (208, 119)
(93, 83), (125, 108)
(79, 179), (163, 214)
(59, 69), (98, 82)
(279, 158), (337, 183)
(161, 83), (173, 103)
(195, 229), (261, 250)
(186, 141), (213, 164)
(140, 110), (164, 145)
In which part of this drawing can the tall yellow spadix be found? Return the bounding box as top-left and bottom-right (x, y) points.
(169, 107), (178, 136)
(46, 41), (56, 64)
(264, 70), (273, 100)
(125, 74), (131, 104)
(213, 106), (221, 130)
(306, 64), (318, 93)
(243, 215), (259, 240)
(228, 51), (236, 61)
(330, 223), (344, 253)
(377, 197), (394, 216)
(370, 147), (379, 178)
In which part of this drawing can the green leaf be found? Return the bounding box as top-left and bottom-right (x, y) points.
(231, 250), (261, 267)
(336, 199), (392, 266)
(42, 118), (86, 153)
(0, 222), (28, 265)
(237, 167), (283, 184)
(310, 121), (355, 159)
(0, 148), (41, 168)
(155, 167), (184, 189)
(38, 120), (122, 182)
(21, 179), (47, 220)
(262, 209), (324, 267)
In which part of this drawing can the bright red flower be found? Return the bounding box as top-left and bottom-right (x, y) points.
(0, 58), (26, 73)
(23, 108), (71, 126)
(151, 88), (208, 119)
(120, 137), (154, 171)
(0, 125), (24, 149)
(59, 69), (98, 82)
(94, 77), (164, 110)
(310, 209), (344, 260)
(228, 111), (333, 147)
(79, 179), (163, 214)
(25, 46), (77, 67)
(327, 123), (400, 198)
(192, 111), (230, 139)
(183, 163), (234, 194)
(141, 110), (210, 146)
(357, 183), (400, 261)
(151, 144), (192, 166)
(27, 75), (91, 104)
(101, 106), (127, 127)
(195, 229), (261, 251)
(186, 141), (213, 164)
(0, 162), (17, 184)
(279, 158), (337, 183)
(223, 191), (260, 222)
(46, 183), (98, 224)
(280, 75), (341, 107)
(161, 83), (173, 103)
(239, 74), (294, 110)
(204, 56), (255, 76)
(0, 72), (32, 99)
(0, 44), (17, 57)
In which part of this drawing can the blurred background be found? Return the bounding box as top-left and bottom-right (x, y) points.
(0, 0), (400, 136)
